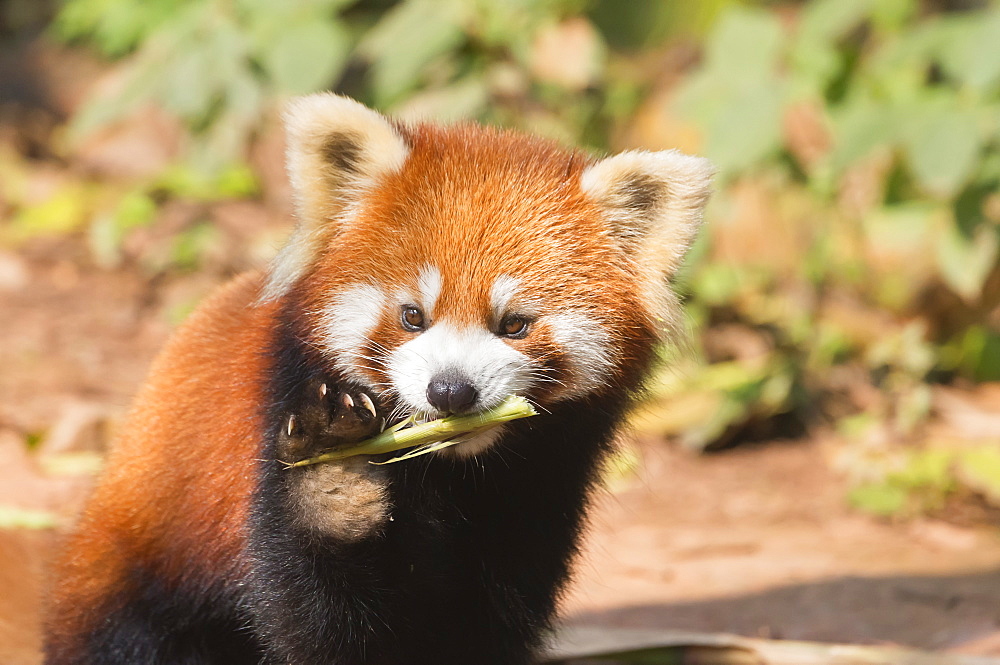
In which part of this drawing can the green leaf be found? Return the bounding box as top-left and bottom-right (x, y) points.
(214, 164), (259, 198)
(158, 38), (218, 121)
(892, 448), (953, 490)
(673, 7), (786, 167)
(680, 396), (747, 452)
(956, 446), (1000, 506)
(238, 0), (357, 13)
(865, 22), (943, 103)
(901, 104), (981, 198)
(53, 0), (190, 58)
(691, 262), (743, 305)
(861, 203), (936, 260)
(170, 222), (218, 271)
(698, 361), (767, 393)
(261, 19), (350, 94)
(37, 452), (104, 477)
(826, 101), (897, 176)
(6, 184), (92, 243)
(703, 83), (786, 178)
(361, 0), (467, 106)
(702, 6), (784, 86)
(88, 190), (157, 268)
(788, 38), (840, 96)
(393, 77), (489, 123)
(935, 217), (999, 302)
(602, 443), (641, 494)
(937, 10), (1000, 93)
(797, 0), (872, 45)
(789, 0), (872, 95)
(869, 0), (918, 32)
(154, 161), (257, 200)
(848, 483), (909, 517)
(947, 327), (1000, 381)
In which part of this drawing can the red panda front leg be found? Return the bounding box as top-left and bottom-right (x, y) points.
(266, 370), (393, 543)
(246, 365), (402, 664)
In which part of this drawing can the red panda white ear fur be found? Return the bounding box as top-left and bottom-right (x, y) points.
(582, 149), (713, 275)
(262, 94), (410, 301)
(581, 149), (713, 318)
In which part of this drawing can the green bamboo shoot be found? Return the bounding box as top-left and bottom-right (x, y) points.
(284, 395), (537, 469)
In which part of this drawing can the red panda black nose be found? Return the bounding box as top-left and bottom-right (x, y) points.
(426, 375), (479, 414)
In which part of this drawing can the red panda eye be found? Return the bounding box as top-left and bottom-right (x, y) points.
(499, 315), (530, 339)
(401, 306), (425, 332)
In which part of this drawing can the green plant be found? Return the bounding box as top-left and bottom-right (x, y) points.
(53, 0), (745, 166)
(847, 441), (1000, 519)
(651, 0), (1000, 457)
(637, 0), (1000, 523)
(676, 0), (1000, 305)
(57, 0), (359, 173)
(46, 0), (740, 274)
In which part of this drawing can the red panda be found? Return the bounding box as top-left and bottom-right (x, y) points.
(43, 94), (712, 665)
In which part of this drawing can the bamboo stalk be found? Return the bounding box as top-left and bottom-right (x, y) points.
(283, 395), (537, 468)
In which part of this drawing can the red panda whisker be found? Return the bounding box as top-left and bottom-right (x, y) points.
(365, 340), (394, 354)
(529, 369), (566, 384)
(350, 354), (388, 367)
(291, 333), (330, 355)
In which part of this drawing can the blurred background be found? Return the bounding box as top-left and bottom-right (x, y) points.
(3, 0), (1000, 662)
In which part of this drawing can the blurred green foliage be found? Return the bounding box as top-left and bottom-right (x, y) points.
(56, 0), (356, 171)
(846, 441), (1000, 519)
(20, 0), (1000, 518)
(659, 0), (1000, 515)
(676, 0), (1000, 279)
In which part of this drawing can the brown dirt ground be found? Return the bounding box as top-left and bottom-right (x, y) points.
(2, 254), (1000, 665)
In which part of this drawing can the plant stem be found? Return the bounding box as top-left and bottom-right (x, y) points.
(284, 395), (537, 468)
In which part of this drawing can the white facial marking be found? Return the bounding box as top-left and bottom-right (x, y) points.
(490, 274), (544, 323)
(387, 322), (534, 417)
(490, 275), (521, 318)
(320, 283), (386, 384)
(450, 427), (504, 459)
(545, 311), (615, 398)
(416, 264), (443, 318)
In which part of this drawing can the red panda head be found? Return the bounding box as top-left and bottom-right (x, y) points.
(264, 94), (712, 453)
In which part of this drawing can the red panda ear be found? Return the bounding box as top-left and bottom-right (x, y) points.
(262, 94), (410, 301)
(581, 149), (713, 280)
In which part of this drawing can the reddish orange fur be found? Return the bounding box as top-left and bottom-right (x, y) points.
(46, 274), (271, 644)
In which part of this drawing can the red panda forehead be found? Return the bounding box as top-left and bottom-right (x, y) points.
(325, 124), (633, 324)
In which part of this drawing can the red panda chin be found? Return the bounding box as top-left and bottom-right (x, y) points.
(445, 426), (506, 459)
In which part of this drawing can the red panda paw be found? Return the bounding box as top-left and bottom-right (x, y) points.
(277, 380), (383, 461)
